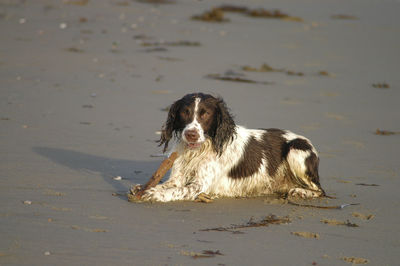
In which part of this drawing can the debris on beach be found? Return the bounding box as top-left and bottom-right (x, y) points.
(200, 214), (291, 233)
(71, 225), (108, 232)
(246, 8), (303, 22)
(192, 8), (229, 23)
(318, 70), (335, 77)
(135, 0), (175, 4)
(372, 82), (390, 89)
(288, 200), (359, 210)
(375, 129), (399, 135)
(241, 63), (333, 79)
(63, 0), (89, 6)
(241, 63), (309, 76)
(43, 189), (66, 196)
(219, 5), (302, 22)
(192, 5), (303, 23)
(331, 14), (359, 20)
(341, 256), (369, 264)
(320, 219), (359, 227)
(206, 73), (273, 85)
(286, 70), (304, 76)
(291, 231), (320, 239)
(23, 200), (32, 205)
(242, 63), (284, 73)
(181, 249), (223, 259)
(140, 40), (201, 47)
(352, 212), (375, 220)
(355, 183), (380, 187)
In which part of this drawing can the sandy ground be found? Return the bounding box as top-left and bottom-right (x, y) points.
(1, 0), (400, 265)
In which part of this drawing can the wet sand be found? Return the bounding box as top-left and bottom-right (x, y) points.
(1, 0), (399, 265)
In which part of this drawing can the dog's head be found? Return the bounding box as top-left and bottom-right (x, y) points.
(159, 93), (236, 155)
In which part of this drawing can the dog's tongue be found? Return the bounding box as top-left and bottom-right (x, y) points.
(187, 142), (201, 149)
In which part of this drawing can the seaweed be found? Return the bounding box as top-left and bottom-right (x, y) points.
(200, 215), (291, 233)
(181, 249), (223, 259)
(372, 83), (390, 89)
(63, 0), (89, 6)
(341, 257), (369, 264)
(375, 129), (399, 135)
(321, 219), (359, 227)
(242, 63), (283, 73)
(141, 40), (201, 47)
(192, 8), (229, 23)
(355, 183), (380, 186)
(352, 212), (375, 220)
(192, 5), (302, 23)
(286, 70), (304, 76)
(135, 0), (175, 4)
(291, 231), (320, 239)
(331, 14), (358, 20)
(242, 63), (304, 76)
(206, 73), (273, 85)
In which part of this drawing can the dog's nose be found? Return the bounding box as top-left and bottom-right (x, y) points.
(184, 129), (199, 142)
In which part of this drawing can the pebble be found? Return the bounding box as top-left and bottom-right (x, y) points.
(19, 18), (26, 24)
(59, 23), (68, 29)
(23, 200), (32, 205)
(44, 251), (51, 256)
(113, 176), (122, 181)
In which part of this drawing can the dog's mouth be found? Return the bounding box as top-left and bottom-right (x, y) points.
(186, 142), (202, 149)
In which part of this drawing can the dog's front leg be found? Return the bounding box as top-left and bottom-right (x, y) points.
(141, 181), (205, 202)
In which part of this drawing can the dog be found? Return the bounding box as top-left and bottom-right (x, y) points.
(136, 93), (325, 202)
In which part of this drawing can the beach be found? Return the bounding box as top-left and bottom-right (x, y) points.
(1, 0), (400, 265)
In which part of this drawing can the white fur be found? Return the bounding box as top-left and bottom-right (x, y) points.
(182, 98), (206, 144)
(140, 125), (323, 202)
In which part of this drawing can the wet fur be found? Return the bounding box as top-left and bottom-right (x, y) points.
(141, 93), (325, 202)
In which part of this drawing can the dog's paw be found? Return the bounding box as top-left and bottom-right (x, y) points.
(127, 184), (145, 202)
(129, 184), (142, 195)
(195, 193), (213, 203)
(288, 188), (322, 199)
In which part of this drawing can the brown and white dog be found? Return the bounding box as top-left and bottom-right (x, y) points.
(138, 93), (325, 202)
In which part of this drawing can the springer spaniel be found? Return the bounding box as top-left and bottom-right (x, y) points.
(136, 93), (325, 202)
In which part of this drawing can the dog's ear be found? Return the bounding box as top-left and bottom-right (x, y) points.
(158, 98), (183, 153)
(212, 98), (236, 155)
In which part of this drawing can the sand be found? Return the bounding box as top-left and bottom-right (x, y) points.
(1, 0), (399, 265)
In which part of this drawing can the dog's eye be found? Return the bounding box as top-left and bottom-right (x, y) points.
(181, 108), (190, 116)
(199, 109), (210, 119)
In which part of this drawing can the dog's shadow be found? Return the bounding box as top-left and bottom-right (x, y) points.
(33, 147), (162, 194)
